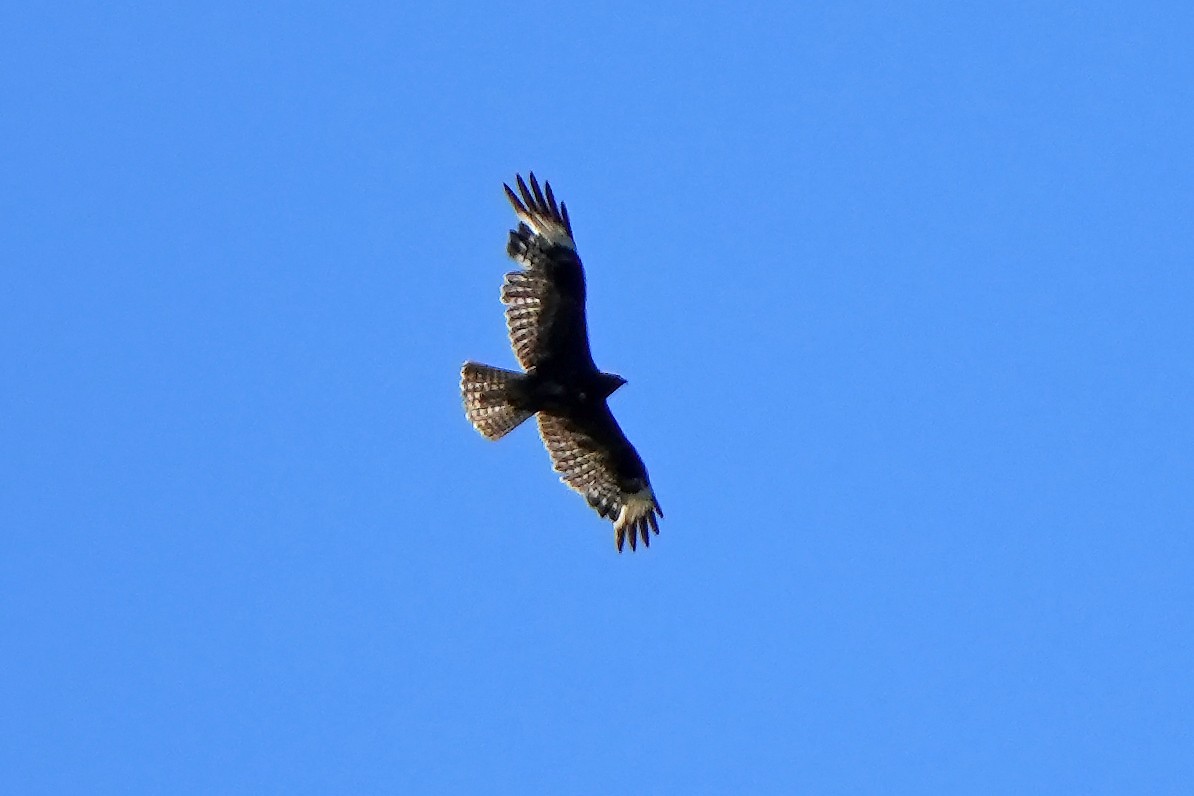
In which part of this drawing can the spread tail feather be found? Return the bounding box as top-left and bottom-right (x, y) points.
(460, 362), (532, 440)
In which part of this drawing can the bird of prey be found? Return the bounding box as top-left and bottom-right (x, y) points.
(460, 173), (663, 552)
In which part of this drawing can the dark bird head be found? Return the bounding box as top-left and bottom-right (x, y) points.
(598, 372), (628, 398)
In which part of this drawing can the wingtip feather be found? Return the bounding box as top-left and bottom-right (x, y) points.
(611, 486), (662, 553)
(529, 173), (548, 209)
(504, 182), (527, 215)
(505, 173), (575, 249)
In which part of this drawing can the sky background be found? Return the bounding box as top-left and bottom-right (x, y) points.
(3, 2), (1192, 793)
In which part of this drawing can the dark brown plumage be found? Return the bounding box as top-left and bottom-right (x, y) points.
(461, 173), (663, 552)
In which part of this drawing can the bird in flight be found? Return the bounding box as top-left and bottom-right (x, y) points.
(460, 173), (663, 552)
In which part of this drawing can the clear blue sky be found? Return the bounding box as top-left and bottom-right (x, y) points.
(4, 3), (1192, 793)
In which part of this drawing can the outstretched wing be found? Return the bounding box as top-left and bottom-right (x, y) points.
(538, 405), (663, 552)
(501, 173), (596, 372)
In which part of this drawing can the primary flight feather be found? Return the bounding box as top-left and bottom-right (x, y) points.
(461, 173), (663, 552)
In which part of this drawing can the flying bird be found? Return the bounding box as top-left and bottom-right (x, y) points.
(460, 173), (663, 552)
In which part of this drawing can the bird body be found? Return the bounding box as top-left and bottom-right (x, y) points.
(461, 174), (663, 551)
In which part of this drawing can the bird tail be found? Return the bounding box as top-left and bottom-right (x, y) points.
(460, 362), (533, 440)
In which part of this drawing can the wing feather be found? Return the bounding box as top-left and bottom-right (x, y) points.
(501, 173), (593, 371)
(538, 406), (663, 552)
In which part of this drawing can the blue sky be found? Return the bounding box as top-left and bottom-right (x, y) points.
(3, 2), (1192, 793)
